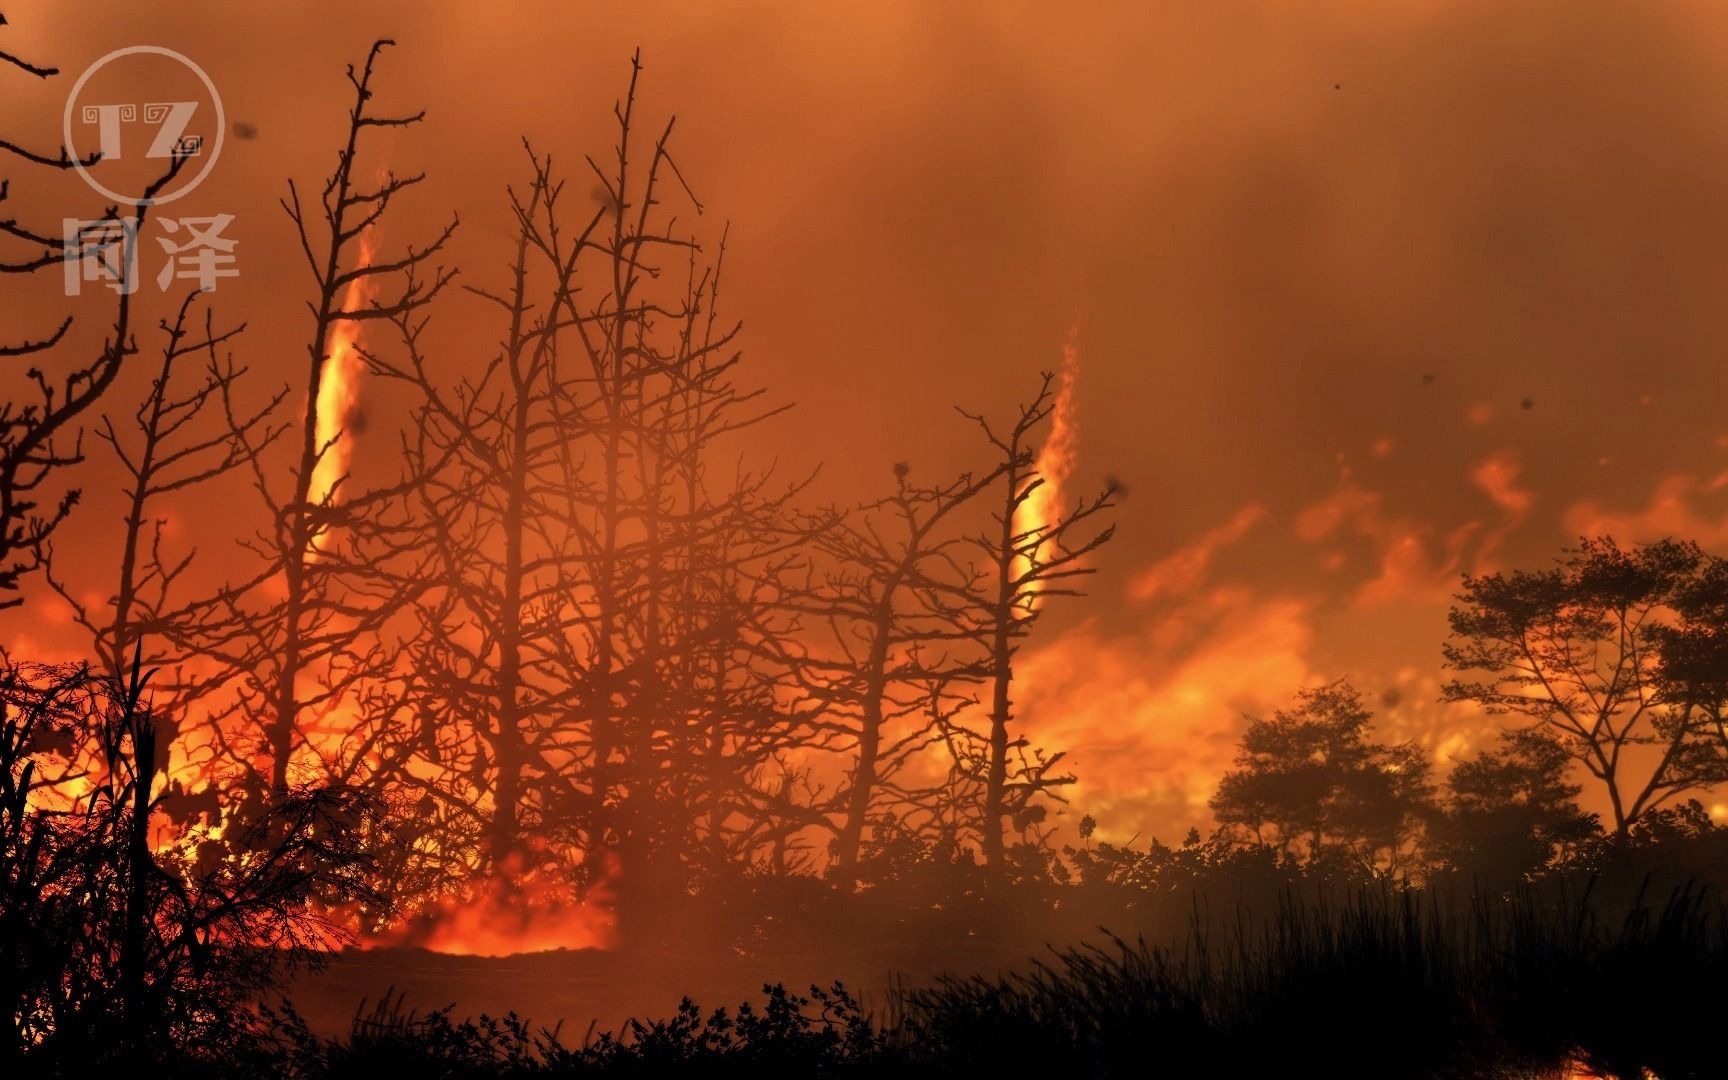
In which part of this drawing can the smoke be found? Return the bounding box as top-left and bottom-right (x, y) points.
(377, 853), (620, 957)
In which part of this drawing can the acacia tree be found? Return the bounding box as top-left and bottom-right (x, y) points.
(1652, 552), (1728, 759)
(1443, 537), (1728, 837)
(955, 372), (1115, 868)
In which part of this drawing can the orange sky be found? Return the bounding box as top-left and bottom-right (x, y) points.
(7, 0), (1728, 842)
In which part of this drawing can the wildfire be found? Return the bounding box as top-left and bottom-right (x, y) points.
(379, 854), (620, 956)
(1014, 330), (1082, 585)
(308, 234), (376, 512)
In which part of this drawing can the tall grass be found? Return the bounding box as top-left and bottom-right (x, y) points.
(77, 877), (1728, 1078)
(900, 877), (1727, 1079)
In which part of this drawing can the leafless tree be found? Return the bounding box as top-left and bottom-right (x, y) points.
(41, 293), (278, 685)
(790, 461), (1005, 881)
(366, 58), (823, 942)
(368, 148), (596, 883)
(209, 39), (456, 802)
(0, 12), (187, 610)
(955, 373), (1115, 867)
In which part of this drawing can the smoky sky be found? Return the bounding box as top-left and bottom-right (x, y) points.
(8, 0), (1728, 838)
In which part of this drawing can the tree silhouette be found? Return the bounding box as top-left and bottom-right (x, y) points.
(40, 294), (274, 686)
(0, 12), (186, 609)
(357, 56), (827, 940)
(954, 371), (1115, 867)
(371, 148), (593, 884)
(0, 653), (378, 1066)
(1651, 551), (1728, 759)
(1444, 536), (1728, 836)
(795, 461), (1004, 881)
(1434, 728), (1599, 880)
(1, 23), (382, 1066)
(211, 39), (456, 803)
(1211, 680), (1436, 876)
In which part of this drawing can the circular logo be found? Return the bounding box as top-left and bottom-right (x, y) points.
(62, 45), (225, 207)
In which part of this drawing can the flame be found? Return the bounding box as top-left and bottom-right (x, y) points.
(1014, 331), (1082, 586)
(1019, 588), (1320, 840)
(379, 853), (620, 956)
(1020, 446), (1548, 845)
(309, 235), (377, 512)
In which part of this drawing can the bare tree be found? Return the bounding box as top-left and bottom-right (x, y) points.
(792, 462), (1004, 882)
(956, 373), (1115, 867)
(41, 293), (278, 686)
(529, 53), (821, 936)
(370, 58), (821, 941)
(212, 39), (456, 800)
(371, 148), (596, 880)
(0, 12), (187, 609)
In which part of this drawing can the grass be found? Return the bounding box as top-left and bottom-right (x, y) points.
(902, 878), (1725, 1078)
(223, 876), (1725, 1079)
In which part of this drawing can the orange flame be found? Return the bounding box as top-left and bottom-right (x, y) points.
(309, 235), (376, 512)
(378, 854), (620, 956)
(1014, 331), (1082, 587)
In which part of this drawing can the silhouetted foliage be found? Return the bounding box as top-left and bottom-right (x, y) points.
(249, 981), (885, 1079)
(1445, 536), (1728, 835)
(1433, 728), (1600, 881)
(60, 878), (1720, 1079)
(898, 879), (1728, 1080)
(1210, 680), (1437, 876)
(0, 657), (378, 1070)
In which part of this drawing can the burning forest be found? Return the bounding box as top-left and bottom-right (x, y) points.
(4, 5), (1728, 1078)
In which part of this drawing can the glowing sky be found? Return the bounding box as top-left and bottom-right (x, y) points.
(7, 0), (1728, 840)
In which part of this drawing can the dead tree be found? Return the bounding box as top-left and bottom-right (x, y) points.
(791, 461), (1005, 883)
(0, 12), (187, 610)
(531, 53), (822, 935)
(370, 148), (597, 879)
(214, 40), (455, 798)
(607, 231), (821, 906)
(41, 293), (277, 685)
(369, 58), (819, 937)
(956, 373), (1115, 867)
(35, 294), (281, 830)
